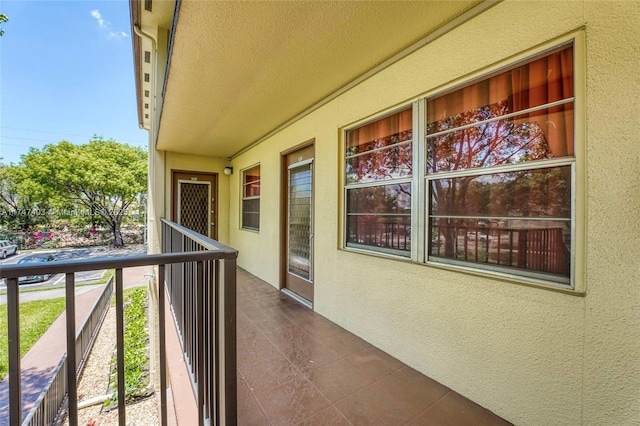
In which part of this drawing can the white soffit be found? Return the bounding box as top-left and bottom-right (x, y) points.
(157, 0), (482, 157)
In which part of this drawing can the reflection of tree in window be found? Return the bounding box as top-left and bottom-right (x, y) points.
(426, 45), (574, 281)
(346, 130), (412, 183)
(345, 108), (413, 255)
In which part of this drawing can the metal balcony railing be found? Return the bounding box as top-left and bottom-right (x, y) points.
(22, 276), (114, 426)
(431, 224), (570, 276)
(0, 219), (238, 426)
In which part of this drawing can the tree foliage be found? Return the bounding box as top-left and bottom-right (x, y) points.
(0, 164), (51, 229)
(0, 14), (7, 37)
(22, 137), (147, 247)
(427, 101), (566, 258)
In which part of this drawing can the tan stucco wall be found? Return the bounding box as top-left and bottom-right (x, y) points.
(226, 1), (640, 424)
(581, 1), (640, 424)
(145, 26), (169, 255)
(159, 152), (231, 246)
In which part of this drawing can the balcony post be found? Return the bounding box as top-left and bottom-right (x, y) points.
(222, 257), (237, 424)
(115, 268), (126, 425)
(158, 264), (168, 426)
(7, 277), (21, 425)
(196, 261), (205, 425)
(65, 272), (78, 426)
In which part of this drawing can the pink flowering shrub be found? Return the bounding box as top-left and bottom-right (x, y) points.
(3, 225), (145, 249)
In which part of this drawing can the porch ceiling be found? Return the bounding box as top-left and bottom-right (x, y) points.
(158, 0), (482, 158)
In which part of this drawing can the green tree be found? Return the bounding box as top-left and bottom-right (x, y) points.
(22, 137), (147, 247)
(0, 164), (50, 229)
(0, 14), (8, 37)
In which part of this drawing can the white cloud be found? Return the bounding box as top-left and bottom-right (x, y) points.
(91, 9), (128, 40)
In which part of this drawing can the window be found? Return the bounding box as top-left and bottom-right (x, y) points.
(344, 108), (413, 257)
(344, 42), (576, 287)
(426, 44), (574, 285)
(242, 165), (260, 230)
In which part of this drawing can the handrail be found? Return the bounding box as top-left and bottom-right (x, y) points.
(0, 250), (235, 279)
(3, 218), (238, 425)
(161, 218), (238, 424)
(160, 218), (235, 252)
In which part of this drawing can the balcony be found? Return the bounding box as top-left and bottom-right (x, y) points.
(1, 219), (509, 425)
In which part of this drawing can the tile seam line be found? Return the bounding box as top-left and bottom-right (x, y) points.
(405, 389), (453, 424)
(328, 362), (406, 408)
(238, 372), (272, 426)
(293, 403), (355, 426)
(255, 372), (332, 424)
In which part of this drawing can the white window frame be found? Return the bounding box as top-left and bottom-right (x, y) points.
(341, 32), (585, 292)
(342, 106), (415, 259)
(241, 164), (261, 231)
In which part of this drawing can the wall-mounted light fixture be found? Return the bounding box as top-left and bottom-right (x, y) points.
(223, 166), (233, 176)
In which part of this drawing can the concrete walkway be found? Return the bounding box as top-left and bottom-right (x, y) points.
(0, 284), (105, 305)
(0, 266), (152, 424)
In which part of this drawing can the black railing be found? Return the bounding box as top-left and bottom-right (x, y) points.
(347, 217), (411, 252)
(22, 276), (114, 425)
(161, 219), (237, 425)
(431, 224), (570, 277)
(0, 218), (238, 426)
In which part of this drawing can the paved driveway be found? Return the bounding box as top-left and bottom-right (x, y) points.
(0, 245), (146, 292)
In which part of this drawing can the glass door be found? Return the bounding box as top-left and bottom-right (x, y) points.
(282, 144), (314, 303)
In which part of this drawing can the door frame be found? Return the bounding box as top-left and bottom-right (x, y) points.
(171, 170), (218, 239)
(280, 139), (315, 305)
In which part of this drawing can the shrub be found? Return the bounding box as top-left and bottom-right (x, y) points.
(106, 287), (152, 406)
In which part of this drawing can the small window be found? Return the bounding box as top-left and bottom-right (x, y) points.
(242, 165), (260, 231)
(344, 108), (413, 257)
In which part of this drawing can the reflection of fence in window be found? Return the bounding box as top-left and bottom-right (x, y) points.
(431, 224), (569, 277)
(347, 217), (411, 253)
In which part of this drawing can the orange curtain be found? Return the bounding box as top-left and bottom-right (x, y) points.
(347, 108), (412, 152)
(427, 45), (574, 159)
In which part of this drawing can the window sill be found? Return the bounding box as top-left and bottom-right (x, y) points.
(339, 246), (585, 296)
(340, 245), (415, 264)
(425, 259), (584, 296)
(240, 227), (260, 234)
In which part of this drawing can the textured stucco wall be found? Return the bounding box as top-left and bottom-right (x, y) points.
(226, 1), (639, 424)
(581, 2), (640, 424)
(146, 27), (169, 255)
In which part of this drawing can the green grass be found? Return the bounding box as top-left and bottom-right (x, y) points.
(0, 297), (67, 380)
(0, 271), (116, 380)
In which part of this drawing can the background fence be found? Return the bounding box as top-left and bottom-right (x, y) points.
(22, 275), (115, 425)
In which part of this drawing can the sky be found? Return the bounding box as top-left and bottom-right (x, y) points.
(0, 0), (148, 165)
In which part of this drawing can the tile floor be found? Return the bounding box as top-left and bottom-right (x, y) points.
(235, 269), (511, 425)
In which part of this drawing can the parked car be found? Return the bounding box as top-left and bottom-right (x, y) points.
(17, 254), (55, 284)
(0, 240), (18, 259)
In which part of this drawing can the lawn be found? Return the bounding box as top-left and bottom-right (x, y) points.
(0, 297), (67, 380)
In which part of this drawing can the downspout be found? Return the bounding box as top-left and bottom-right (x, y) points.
(133, 25), (164, 253)
(133, 25), (157, 140)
